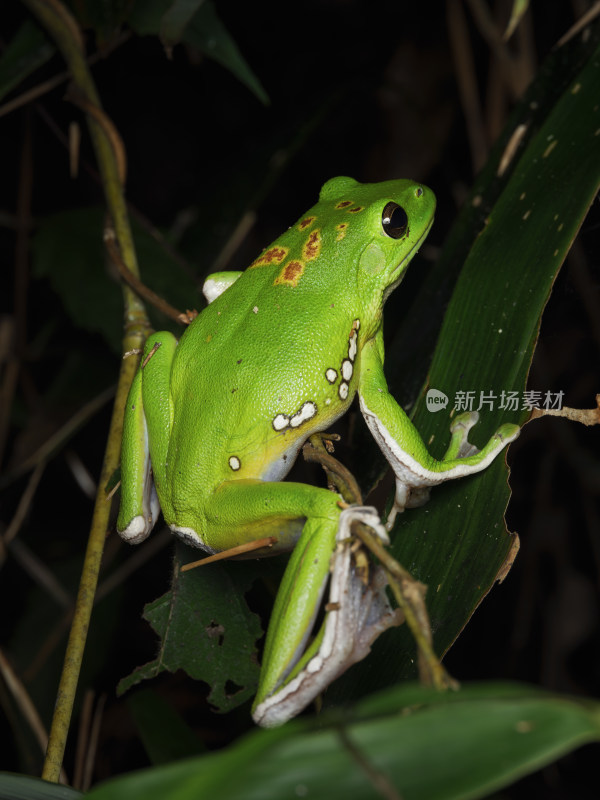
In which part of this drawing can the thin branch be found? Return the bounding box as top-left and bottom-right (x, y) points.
(0, 648), (69, 784)
(338, 726), (402, 800)
(105, 228), (195, 324)
(19, 0), (151, 783)
(181, 537), (278, 571)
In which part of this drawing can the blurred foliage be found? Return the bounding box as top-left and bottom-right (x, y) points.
(0, 1), (599, 797)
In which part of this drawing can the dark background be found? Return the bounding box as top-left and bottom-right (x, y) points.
(1, 1), (599, 796)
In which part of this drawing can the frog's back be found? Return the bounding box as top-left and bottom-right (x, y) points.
(170, 176), (393, 411)
(167, 176), (435, 494)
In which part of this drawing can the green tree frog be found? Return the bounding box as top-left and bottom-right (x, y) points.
(117, 176), (519, 727)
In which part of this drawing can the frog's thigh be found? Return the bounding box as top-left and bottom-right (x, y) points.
(203, 480), (348, 717)
(197, 479), (342, 553)
(197, 481), (343, 699)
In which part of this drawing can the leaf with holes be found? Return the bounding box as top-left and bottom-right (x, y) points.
(118, 543), (263, 712)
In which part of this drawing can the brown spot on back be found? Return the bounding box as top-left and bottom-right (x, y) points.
(303, 229), (321, 261)
(298, 216), (316, 231)
(249, 246), (289, 269)
(274, 260), (305, 287)
(335, 200), (353, 209)
(336, 222), (348, 241)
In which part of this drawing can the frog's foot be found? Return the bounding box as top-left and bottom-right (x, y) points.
(118, 483), (161, 545)
(252, 508), (402, 728)
(446, 411), (481, 459)
(336, 505), (390, 545)
(385, 413), (520, 530)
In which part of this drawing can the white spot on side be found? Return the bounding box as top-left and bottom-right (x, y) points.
(253, 306), (259, 314)
(273, 414), (289, 431)
(341, 359), (353, 381)
(339, 382), (349, 401)
(290, 401), (317, 428)
(522, 209), (531, 220)
(325, 368), (337, 384)
(348, 331), (357, 361)
(229, 456), (241, 471)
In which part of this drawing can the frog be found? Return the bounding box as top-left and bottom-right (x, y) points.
(117, 176), (520, 727)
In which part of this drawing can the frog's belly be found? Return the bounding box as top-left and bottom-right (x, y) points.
(260, 437), (305, 482)
(229, 405), (347, 484)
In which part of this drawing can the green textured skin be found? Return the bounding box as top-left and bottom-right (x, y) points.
(118, 177), (435, 550)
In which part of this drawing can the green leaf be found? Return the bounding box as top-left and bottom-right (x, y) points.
(0, 20), (55, 103)
(184, 2), (269, 104)
(127, 689), (206, 764)
(117, 543), (262, 712)
(0, 773), (81, 800)
(84, 683), (600, 799)
(31, 207), (199, 353)
(159, 0), (207, 49)
(128, 0), (268, 104)
(32, 208), (123, 353)
(70, 0), (132, 46)
(333, 26), (600, 701)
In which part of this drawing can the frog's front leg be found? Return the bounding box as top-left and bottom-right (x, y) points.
(196, 482), (402, 727)
(358, 335), (520, 528)
(118, 332), (178, 544)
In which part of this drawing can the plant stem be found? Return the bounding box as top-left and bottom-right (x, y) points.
(19, 0), (150, 782)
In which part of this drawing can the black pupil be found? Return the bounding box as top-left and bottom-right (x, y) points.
(382, 202), (408, 239)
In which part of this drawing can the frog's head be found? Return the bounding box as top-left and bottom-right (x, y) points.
(318, 176), (435, 308)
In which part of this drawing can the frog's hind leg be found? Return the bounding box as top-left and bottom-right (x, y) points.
(252, 505), (403, 728)
(180, 480), (400, 725)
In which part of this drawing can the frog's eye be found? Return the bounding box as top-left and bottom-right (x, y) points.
(381, 202), (408, 239)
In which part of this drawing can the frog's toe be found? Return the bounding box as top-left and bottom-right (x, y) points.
(448, 411), (480, 458)
(496, 423), (521, 443)
(119, 515), (153, 545)
(451, 410), (479, 433)
(118, 484), (160, 544)
(336, 506), (389, 545)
